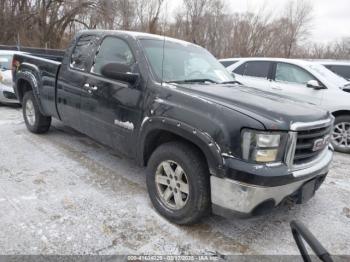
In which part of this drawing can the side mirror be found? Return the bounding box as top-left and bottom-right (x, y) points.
(307, 80), (324, 90)
(290, 220), (332, 262)
(101, 62), (139, 85)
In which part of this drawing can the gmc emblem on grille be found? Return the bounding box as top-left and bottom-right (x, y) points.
(312, 135), (330, 152)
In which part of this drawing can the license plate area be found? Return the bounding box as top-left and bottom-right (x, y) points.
(297, 179), (316, 204)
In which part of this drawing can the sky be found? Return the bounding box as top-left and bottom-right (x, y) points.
(167, 0), (349, 44)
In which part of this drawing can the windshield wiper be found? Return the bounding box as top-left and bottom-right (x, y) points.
(166, 79), (218, 84)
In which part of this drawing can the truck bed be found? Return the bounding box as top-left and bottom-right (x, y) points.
(0, 45), (64, 62)
(13, 53), (61, 118)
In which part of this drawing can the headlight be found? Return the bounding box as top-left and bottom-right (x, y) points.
(241, 129), (287, 163)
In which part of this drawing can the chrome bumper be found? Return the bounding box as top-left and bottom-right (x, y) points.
(211, 148), (333, 216)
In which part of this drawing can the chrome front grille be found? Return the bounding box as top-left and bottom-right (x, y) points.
(294, 125), (332, 165)
(285, 118), (334, 170)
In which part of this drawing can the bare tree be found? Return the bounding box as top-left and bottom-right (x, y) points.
(135, 0), (165, 34)
(0, 0), (348, 60)
(277, 0), (313, 57)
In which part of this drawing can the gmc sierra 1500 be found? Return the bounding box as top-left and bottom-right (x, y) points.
(13, 30), (334, 224)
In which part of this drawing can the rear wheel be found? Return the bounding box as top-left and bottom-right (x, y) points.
(146, 141), (210, 225)
(331, 115), (350, 153)
(23, 91), (51, 133)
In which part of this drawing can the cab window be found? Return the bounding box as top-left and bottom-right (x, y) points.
(70, 35), (98, 71)
(275, 63), (316, 84)
(91, 36), (135, 75)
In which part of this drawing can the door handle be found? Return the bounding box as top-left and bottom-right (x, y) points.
(83, 83), (98, 93)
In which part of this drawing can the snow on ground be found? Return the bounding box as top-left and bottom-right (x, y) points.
(0, 105), (349, 255)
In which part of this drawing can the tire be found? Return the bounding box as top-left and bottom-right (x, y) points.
(331, 115), (350, 153)
(146, 141), (210, 225)
(22, 91), (51, 134)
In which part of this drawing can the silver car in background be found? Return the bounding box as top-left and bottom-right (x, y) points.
(223, 57), (350, 153)
(0, 50), (21, 104)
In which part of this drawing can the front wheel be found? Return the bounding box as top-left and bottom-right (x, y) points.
(23, 91), (51, 134)
(331, 115), (350, 153)
(146, 142), (210, 225)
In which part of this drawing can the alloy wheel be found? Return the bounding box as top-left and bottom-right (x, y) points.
(25, 99), (36, 126)
(155, 160), (190, 210)
(332, 122), (350, 148)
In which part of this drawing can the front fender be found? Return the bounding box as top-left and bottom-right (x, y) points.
(137, 116), (225, 176)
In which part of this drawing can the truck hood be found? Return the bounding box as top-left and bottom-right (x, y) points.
(171, 83), (330, 130)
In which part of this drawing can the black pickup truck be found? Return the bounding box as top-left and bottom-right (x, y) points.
(12, 30), (334, 224)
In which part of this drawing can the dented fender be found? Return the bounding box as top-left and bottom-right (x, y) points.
(137, 116), (225, 176)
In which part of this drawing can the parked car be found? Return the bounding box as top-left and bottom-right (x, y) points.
(13, 31), (333, 224)
(226, 57), (350, 153)
(0, 50), (22, 104)
(320, 60), (350, 81)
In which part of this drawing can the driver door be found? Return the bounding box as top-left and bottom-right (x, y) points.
(271, 62), (324, 106)
(80, 36), (143, 157)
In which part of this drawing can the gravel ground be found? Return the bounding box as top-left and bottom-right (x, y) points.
(0, 105), (349, 256)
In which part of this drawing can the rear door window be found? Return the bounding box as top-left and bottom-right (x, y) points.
(275, 63), (316, 84)
(70, 35), (99, 71)
(234, 61), (270, 78)
(233, 63), (246, 75)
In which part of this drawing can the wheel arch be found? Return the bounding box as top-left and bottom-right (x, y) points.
(332, 110), (350, 118)
(15, 66), (46, 114)
(138, 117), (224, 177)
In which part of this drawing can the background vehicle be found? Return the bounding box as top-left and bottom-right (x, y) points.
(12, 30), (333, 224)
(226, 57), (350, 153)
(0, 50), (22, 104)
(320, 60), (350, 81)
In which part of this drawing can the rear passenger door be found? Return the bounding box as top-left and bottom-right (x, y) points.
(80, 36), (143, 157)
(271, 62), (324, 105)
(57, 34), (99, 130)
(232, 61), (274, 91)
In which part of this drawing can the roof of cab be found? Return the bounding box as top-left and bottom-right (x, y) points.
(78, 29), (198, 47)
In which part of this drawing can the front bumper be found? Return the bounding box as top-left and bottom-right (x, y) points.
(211, 147), (333, 217)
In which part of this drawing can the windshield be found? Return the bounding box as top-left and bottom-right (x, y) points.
(140, 39), (234, 83)
(0, 55), (12, 71)
(307, 63), (349, 87)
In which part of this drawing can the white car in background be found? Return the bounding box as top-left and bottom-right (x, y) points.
(223, 57), (350, 153)
(0, 50), (21, 104)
